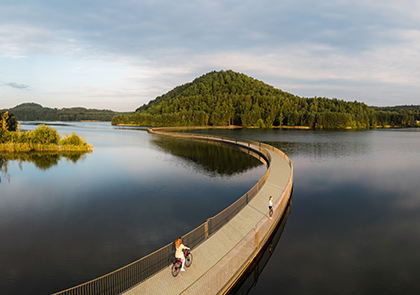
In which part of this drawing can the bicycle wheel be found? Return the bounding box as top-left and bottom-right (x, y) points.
(171, 261), (181, 277)
(185, 252), (193, 268)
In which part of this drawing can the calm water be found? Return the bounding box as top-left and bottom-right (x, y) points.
(0, 122), (266, 295)
(2, 124), (420, 295)
(193, 128), (420, 295)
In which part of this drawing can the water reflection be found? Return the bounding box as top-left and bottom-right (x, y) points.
(0, 151), (91, 182)
(205, 128), (420, 295)
(151, 137), (263, 177)
(0, 123), (267, 295)
(264, 140), (370, 161)
(229, 197), (292, 295)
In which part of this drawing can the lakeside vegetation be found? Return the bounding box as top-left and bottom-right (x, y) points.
(5, 103), (126, 121)
(111, 70), (420, 129)
(0, 111), (92, 152)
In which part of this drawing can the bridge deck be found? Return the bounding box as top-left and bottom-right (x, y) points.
(122, 145), (292, 295)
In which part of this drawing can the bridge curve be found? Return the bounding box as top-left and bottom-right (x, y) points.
(52, 127), (293, 295)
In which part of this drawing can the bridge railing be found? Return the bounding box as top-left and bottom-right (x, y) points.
(180, 139), (294, 295)
(52, 127), (273, 295)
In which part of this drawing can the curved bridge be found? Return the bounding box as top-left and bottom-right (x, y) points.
(52, 127), (293, 295)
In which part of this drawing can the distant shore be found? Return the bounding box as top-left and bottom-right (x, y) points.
(115, 123), (411, 130)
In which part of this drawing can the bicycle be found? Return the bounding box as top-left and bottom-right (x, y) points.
(171, 249), (193, 277)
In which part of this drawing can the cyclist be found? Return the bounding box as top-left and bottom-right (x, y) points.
(175, 237), (190, 271)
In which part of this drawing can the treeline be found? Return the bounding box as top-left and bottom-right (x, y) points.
(372, 105), (420, 127)
(111, 70), (420, 129)
(6, 103), (125, 121)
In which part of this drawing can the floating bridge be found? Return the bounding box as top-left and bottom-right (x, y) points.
(52, 127), (293, 295)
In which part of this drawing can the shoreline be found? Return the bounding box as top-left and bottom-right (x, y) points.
(114, 123), (418, 130)
(0, 143), (93, 153)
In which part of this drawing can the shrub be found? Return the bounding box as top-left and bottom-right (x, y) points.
(1, 125), (92, 152)
(27, 125), (60, 145)
(255, 118), (266, 128)
(60, 133), (87, 147)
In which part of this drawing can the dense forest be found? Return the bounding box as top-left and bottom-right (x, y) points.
(5, 103), (125, 121)
(111, 70), (420, 129)
(371, 105), (420, 127)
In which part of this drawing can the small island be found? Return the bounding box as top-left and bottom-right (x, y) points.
(0, 111), (92, 152)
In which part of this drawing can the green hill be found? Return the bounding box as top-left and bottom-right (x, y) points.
(112, 70), (386, 129)
(6, 103), (125, 122)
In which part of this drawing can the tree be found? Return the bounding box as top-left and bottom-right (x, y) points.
(1, 111), (9, 133)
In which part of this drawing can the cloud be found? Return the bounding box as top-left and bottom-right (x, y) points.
(3, 82), (30, 89)
(0, 0), (419, 110)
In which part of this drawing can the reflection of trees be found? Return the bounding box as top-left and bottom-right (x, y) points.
(58, 151), (88, 163)
(0, 151), (91, 182)
(26, 152), (61, 170)
(152, 137), (263, 176)
(0, 155), (11, 183)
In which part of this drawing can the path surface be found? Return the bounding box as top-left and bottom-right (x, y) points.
(122, 142), (292, 295)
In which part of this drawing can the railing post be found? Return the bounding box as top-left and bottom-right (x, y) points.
(205, 219), (209, 239)
(254, 228), (259, 249)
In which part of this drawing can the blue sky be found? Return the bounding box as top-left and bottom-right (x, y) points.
(1, 0), (419, 111)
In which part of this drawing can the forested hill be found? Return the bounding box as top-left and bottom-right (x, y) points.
(111, 70), (420, 129)
(6, 103), (125, 121)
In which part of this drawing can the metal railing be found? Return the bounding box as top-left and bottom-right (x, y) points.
(52, 127), (278, 295)
(181, 140), (294, 295)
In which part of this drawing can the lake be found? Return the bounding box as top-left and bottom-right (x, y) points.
(193, 128), (420, 295)
(0, 122), (266, 295)
(2, 123), (420, 295)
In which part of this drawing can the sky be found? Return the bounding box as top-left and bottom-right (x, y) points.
(1, 0), (419, 112)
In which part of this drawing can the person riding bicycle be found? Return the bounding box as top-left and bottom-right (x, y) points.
(175, 237), (190, 272)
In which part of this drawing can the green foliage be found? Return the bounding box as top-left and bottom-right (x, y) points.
(6, 103), (126, 122)
(60, 133), (92, 149)
(0, 111), (17, 135)
(60, 133), (84, 146)
(27, 124), (60, 145)
(112, 70), (393, 129)
(255, 118), (266, 128)
(0, 124), (92, 152)
(371, 105), (420, 127)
